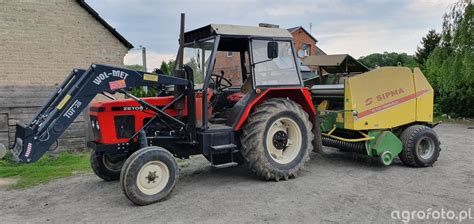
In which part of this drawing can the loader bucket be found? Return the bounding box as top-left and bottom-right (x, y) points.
(9, 123), (46, 163)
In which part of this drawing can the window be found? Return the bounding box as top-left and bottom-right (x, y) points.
(303, 44), (311, 56)
(182, 38), (215, 89)
(227, 51), (233, 57)
(251, 40), (300, 86)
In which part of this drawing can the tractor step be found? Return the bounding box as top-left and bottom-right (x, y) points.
(211, 144), (237, 153)
(211, 162), (238, 169)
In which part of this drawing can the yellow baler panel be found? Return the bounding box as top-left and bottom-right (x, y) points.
(344, 67), (417, 130)
(413, 68), (434, 122)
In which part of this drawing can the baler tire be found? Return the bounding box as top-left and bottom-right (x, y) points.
(312, 114), (324, 153)
(90, 151), (126, 181)
(120, 146), (178, 206)
(240, 98), (313, 181)
(399, 125), (440, 167)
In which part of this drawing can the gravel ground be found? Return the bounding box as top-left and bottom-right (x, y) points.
(0, 123), (473, 224)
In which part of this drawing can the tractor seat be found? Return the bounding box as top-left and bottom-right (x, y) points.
(227, 92), (245, 102)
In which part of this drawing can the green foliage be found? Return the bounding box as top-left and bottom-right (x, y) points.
(125, 64), (144, 71)
(358, 52), (418, 69)
(124, 64), (158, 97)
(159, 59), (176, 75)
(424, 0), (473, 117)
(415, 29), (442, 66)
(185, 57), (204, 84)
(0, 152), (90, 189)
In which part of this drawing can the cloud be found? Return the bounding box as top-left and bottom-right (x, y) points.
(124, 50), (175, 72)
(87, 0), (454, 58)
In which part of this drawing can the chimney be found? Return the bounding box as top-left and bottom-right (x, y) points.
(258, 23), (279, 28)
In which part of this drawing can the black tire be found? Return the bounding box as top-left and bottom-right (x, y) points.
(240, 98), (313, 181)
(312, 114), (323, 153)
(399, 125), (441, 167)
(120, 146), (178, 206)
(90, 151), (126, 181)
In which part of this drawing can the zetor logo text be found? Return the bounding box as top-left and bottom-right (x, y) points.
(93, 70), (129, 85)
(365, 88), (405, 106)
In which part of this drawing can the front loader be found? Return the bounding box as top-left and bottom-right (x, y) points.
(2, 21), (440, 206)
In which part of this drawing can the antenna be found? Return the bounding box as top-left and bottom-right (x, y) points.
(309, 22), (313, 34)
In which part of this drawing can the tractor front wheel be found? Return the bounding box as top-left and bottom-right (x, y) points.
(120, 146), (178, 206)
(90, 151), (126, 181)
(240, 98), (313, 181)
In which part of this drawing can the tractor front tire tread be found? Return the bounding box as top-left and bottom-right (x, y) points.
(90, 151), (122, 181)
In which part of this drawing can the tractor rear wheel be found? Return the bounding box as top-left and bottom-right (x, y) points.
(240, 98), (313, 181)
(120, 146), (178, 205)
(90, 151), (126, 181)
(399, 125), (440, 167)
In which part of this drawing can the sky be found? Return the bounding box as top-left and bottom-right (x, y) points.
(87, 0), (454, 71)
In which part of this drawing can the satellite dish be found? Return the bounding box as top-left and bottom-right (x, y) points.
(297, 49), (305, 58)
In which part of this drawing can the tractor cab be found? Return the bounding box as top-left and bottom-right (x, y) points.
(181, 24), (304, 128)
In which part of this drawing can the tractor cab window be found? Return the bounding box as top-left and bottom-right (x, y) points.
(252, 40), (300, 86)
(213, 37), (250, 88)
(183, 38), (215, 89)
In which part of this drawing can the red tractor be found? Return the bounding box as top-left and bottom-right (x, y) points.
(8, 24), (321, 205)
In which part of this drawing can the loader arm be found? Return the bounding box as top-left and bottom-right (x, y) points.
(10, 64), (190, 163)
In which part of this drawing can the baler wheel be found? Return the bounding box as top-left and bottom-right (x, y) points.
(120, 146), (178, 206)
(90, 151), (126, 181)
(399, 125), (441, 167)
(240, 98), (313, 181)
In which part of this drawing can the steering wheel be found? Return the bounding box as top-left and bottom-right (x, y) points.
(210, 71), (232, 108)
(211, 71), (232, 92)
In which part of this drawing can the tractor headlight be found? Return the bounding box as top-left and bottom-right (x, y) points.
(96, 120), (100, 130)
(91, 121), (95, 129)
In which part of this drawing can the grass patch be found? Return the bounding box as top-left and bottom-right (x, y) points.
(0, 152), (91, 189)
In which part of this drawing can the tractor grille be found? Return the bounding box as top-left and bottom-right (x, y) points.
(114, 115), (135, 139)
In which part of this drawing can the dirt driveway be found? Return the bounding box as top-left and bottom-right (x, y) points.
(1, 123), (473, 223)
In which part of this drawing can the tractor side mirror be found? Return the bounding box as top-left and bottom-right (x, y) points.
(267, 41), (278, 59)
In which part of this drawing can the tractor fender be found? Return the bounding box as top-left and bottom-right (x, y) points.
(228, 87), (316, 131)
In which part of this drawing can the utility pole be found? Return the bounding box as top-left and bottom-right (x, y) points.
(141, 46), (147, 72)
(140, 45), (148, 94)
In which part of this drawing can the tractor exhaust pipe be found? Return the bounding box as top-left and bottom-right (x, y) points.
(174, 13), (186, 111)
(178, 13), (185, 69)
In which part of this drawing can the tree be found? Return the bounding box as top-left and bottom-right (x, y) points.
(415, 29), (441, 66)
(125, 64), (144, 71)
(158, 59), (176, 75)
(124, 64), (157, 97)
(424, 0), (473, 117)
(358, 52), (417, 69)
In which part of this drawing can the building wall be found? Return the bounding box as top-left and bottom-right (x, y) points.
(291, 29), (317, 60)
(213, 51), (244, 86)
(0, 0), (129, 151)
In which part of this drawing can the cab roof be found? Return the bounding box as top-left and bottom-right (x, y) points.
(184, 24), (293, 43)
